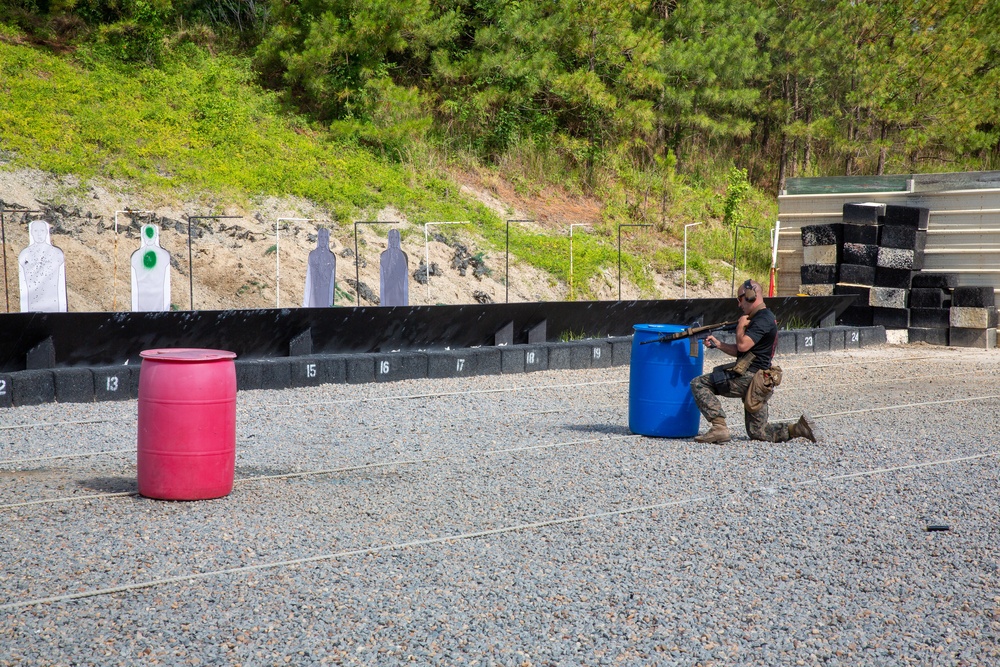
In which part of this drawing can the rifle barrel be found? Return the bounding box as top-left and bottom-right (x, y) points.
(638, 319), (737, 344)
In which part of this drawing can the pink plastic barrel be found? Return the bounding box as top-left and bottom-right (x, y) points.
(137, 348), (237, 500)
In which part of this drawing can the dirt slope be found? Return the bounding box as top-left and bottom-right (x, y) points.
(0, 168), (728, 314)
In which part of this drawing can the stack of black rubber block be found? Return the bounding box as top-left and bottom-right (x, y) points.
(872, 204), (929, 328)
(908, 273), (956, 345)
(829, 202), (884, 326)
(906, 279), (996, 348)
(800, 201), (996, 347)
(820, 202), (929, 329)
(799, 223), (842, 296)
(949, 286), (997, 349)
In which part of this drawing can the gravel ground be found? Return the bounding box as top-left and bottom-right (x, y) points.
(2, 343), (999, 666)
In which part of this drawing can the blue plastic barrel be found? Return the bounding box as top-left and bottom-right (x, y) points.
(628, 324), (704, 437)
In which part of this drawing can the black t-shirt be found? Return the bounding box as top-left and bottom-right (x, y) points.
(743, 307), (778, 372)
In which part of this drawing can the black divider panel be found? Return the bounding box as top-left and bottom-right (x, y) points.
(54, 368), (94, 403)
(0, 373), (11, 408)
(859, 326), (888, 346)
(777, 330), (798, 353)
(811, 329), (832, 353)
(92, 366), (137, 401)
(374, 352), (428, 383)
(345, 355), (376, 384)
(2, 324), (879, 407)
(235, 360), (263, 390)
(568, 342), (597, 369)
(611, 337), (632, 366)
(290, 356), (347, 387)
(426, 348), (501, 379)
(827, 327), (847, 350)
(796, 330), (817, 353)
(499, 347), (525, 374)
(840, 326), (861, 349)
(12, 370), (54, 406)
(546, 345), (573, 370)
(0, 297), (855, 372)
(259, 359), (294, 390)
(524, 346), (548, 372)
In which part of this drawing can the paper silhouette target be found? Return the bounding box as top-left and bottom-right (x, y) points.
(303, 227), (337, 307)
(131, 224), (171, 311)
(379, 228), (409, 307)
(18, 220), (67, 312)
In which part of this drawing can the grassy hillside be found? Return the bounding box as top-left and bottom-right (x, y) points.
(0, 26), (776, 303)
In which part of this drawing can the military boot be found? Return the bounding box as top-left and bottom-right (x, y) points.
(694, 418), (731, 444)
(788, 414), (818, 443)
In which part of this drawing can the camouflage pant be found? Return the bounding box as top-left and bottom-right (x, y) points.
(690, 371), (791, 442)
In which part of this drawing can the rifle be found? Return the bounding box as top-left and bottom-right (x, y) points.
(639, 320), (738, 346)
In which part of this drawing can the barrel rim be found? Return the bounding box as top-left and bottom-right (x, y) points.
(140, 348), (237, 362)
(632, 323), (687, 334)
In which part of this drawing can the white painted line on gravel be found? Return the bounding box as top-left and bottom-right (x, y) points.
(781, 354), (988, 371)
(0, 491), (136, 509)
(2, 448), (994, 612)
(810, 394), (1000, 419)
(0, 448), (134, 466)
(816, 451), (998, 482)
(281, 380), (628, 408)
(0, 436), (637, 509)
(803, 370), (986, 389)
(4, 372), (995, 469)
(0, 407), (625, 467)
(0, 418), (117, 431)
(6, 390), (1000, 510)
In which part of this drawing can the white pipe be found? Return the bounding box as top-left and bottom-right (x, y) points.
(771, 219), (781, 269)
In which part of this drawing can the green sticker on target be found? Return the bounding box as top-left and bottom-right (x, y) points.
(143, 250), (157, 269)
